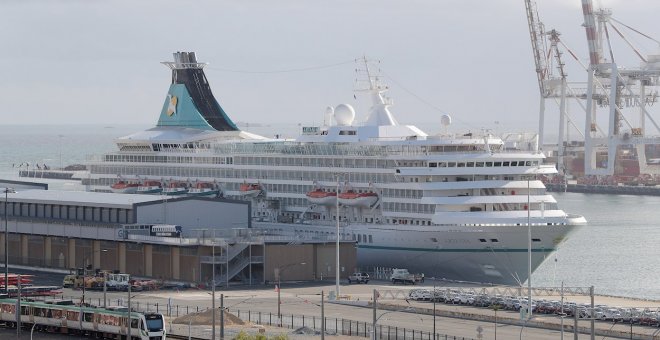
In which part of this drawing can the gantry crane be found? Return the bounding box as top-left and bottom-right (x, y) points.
(580, 0), (660, 176)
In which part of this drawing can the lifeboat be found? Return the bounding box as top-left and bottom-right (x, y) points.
(162, 181), (189, 196)
(110, 181), (140, 194)
(136, 180), (162, 194)
(306, 189), (337, 205)
(188, 182), (221, 197)
(338, 190), (378, 207)
(239, 183), (262, 197)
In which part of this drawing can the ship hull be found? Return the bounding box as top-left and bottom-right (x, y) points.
(257, 221), (583, 286)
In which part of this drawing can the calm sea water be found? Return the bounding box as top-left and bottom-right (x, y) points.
(0, 125), (658, 300)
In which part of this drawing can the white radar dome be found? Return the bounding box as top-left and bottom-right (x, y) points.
(441, 114), (452, 127)
(334, 104), (355, 126)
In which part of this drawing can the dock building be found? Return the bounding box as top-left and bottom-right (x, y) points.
(0, 186), (356, 286)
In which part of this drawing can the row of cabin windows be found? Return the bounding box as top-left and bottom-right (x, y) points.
(428, 160), (538, 168)
(0, 202), (131, 224)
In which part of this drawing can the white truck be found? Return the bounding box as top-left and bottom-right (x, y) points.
(390, 268), (419, 285)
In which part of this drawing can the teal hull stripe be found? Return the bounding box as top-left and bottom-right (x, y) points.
(357, 245), (555, 253)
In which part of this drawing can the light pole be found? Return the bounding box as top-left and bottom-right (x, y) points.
(490, 304), (501, 340)
(58, 134), (64, 170)
(81, 248), (107, 306)
(527, 178), (532, 320)
(3, 187), (15, 294)
(276, 262), (306, 320)
(334, 173), (342, 299)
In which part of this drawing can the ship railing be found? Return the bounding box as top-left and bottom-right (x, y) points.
(89, 141), (544, 162)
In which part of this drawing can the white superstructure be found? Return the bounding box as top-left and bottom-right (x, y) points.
(85, 53), (586, 285)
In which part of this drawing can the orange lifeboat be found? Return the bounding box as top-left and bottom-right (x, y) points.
(239, 183), (262, 197)
(306, 189), (337, 205)
(110, 181), (140, 194)
(338, 190), (378, 207)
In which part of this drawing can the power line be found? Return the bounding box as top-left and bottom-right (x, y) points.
(206, 59), (356, 74)
(380, 70), (480, 130)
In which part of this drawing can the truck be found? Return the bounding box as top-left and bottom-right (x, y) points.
(390, 268), (420, 285)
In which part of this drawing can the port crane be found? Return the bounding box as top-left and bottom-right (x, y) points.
(524, 0), (587, 175)
(579, 0), (660, 176)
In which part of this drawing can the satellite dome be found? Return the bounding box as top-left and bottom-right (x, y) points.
(334, 104), (355, 126)
(441, 114), (452, 127)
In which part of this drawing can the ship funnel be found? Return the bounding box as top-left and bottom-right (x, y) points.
(158, 52), (238, 131)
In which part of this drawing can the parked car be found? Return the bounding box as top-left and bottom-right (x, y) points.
(347, 272), (369, 284)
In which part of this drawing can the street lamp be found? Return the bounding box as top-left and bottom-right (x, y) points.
(490, 304), (502, 340)
(276, 262), (306, 320)
(3, 187), (16, 294)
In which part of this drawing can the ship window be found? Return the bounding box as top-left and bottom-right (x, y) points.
(438, 162), (447, 167)
(339, 130), (356, 135)
(357, 234), (362, 242)
(503, 161), (510, 166)
(431, 238), (438, 242)
(429, 162), (437, 168)
(368, 235), (373, 243)
(467, 162), (475, 167)
(532, 238), (541, 242)
(490, 239), (499, 242)
(494, 162), (502, 166)
(476, 162), (484, 167)
(448, 162), (456, 167)
(479, 238), (487, 242)
(485, 162), (493, 167)
(457, 162), (465, 167)
(510, 161), (518, 166)
(525, 161), (531, 166)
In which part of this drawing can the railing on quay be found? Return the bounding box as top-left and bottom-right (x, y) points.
(43, 296), (475, 340)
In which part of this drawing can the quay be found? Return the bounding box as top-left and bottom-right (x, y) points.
(15, 277), (659, 340)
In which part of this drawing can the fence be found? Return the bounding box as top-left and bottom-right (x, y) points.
(228, 308), (476, 340)
(44, 296), (475, 340)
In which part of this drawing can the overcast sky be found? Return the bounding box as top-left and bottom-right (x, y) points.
(2, 0), (659, 138)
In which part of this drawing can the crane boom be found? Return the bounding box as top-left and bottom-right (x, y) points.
(581, 0), (601, 67)
(524, 0), (549, 95)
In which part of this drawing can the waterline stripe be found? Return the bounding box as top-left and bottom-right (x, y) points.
(357, 245), (554, 253)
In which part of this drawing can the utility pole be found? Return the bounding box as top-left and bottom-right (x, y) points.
(321, 290), (325, 340)
(212, 234), (216, 340)
(103, 271), (107, 308)
(128, 275), (132, 340)
(335, 175), (341, 299)
(372, 289), (377, 340)
(16, 274), (21, 337)
(220, 293), (224, 340)
(433, 285), (436, 340)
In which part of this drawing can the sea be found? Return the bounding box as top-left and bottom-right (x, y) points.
(1, 124), (659, 301)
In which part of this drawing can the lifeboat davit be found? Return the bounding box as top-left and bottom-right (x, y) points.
(110, 181), (140, 194)
(338, 190), (378, 207)
(306, 189), (337, 205)
(136, 180), (162, 194)
(162, 181), (189, 196)
(239, 183), (262, 197)
(188, 182), (220, 197)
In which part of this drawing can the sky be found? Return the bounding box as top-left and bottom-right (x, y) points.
(2, 0), (659, 139)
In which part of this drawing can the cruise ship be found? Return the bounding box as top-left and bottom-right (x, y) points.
(85, 52), (587, 285)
